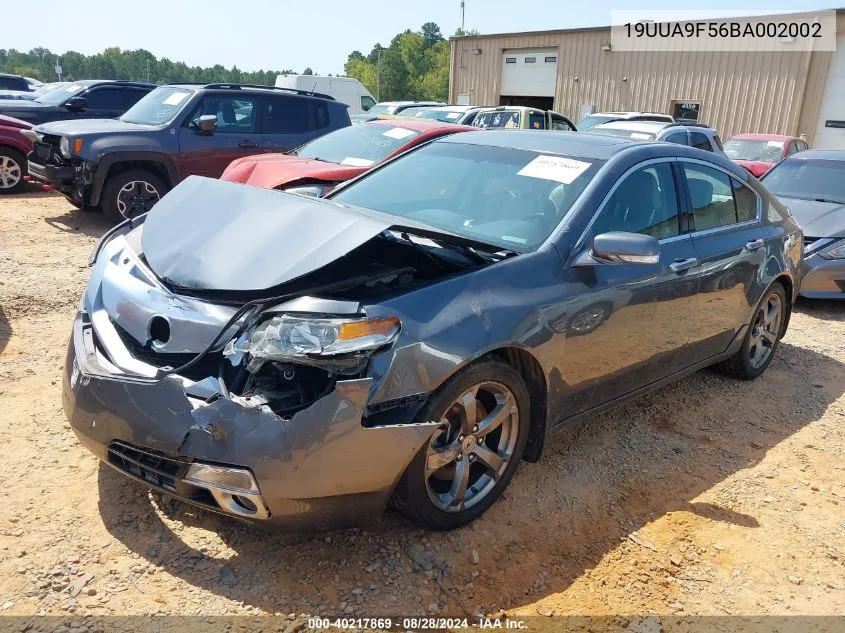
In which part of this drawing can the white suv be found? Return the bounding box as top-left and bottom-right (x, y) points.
(576, 111), (674, 130)
(586, 121), (726, 155)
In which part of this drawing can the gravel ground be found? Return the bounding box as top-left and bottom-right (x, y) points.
(0, 188), (843, 623)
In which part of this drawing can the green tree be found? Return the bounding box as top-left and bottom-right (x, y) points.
(303, 67), (313, 75)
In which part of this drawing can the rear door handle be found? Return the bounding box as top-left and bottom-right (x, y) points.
(669, 257), (698, 273)
(746, 238), (765, 250)
(238, 140), (259, 148)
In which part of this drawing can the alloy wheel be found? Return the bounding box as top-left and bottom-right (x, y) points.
(0, 155), (22, 190)
(424, 381), (519, 512)
(748, 292), (783, 369)
(116, 180), (160, 218)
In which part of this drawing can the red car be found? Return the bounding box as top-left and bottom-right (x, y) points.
(0, 114), (34, 194)
(221, 119), (476, 195)
(723, 133), (809, 178)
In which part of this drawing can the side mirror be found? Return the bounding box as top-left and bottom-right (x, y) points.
(66, 96), (87, 111)
(196, 114), (217, 134)
(590, 231), (660, 265)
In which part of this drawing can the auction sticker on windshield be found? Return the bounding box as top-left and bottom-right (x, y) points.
(163, 92), (189, 106)
(341, 157), (374, 166)
(382, 127), (416, 140)
(518, 155), (592, 184)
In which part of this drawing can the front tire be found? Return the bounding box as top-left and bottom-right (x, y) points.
(717, 282), (787, 380)
(392, 359), (530, 530)
(102, 169), (166, 223)
(0, 148), (27, 194)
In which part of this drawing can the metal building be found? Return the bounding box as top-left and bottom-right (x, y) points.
(449, 11), (845, 147)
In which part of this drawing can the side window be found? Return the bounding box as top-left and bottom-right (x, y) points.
(732, 178), (758, 222)
(123, 89), (149, 110)
(663, 131), (688, 145)
(689, 131), (714, 151)
(683, 163), (739, 230)
(83, 88), (130, 111)
(712, 134), (724, 150)
(186, 96), (257, 133)
(592, 162), (680, 240)
(263, 95), (329, 134)
(528, 113), (545, 130)
(550, 113), (574, 131)
(361, 95), (376, 112)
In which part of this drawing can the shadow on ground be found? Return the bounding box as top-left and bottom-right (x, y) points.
(44, 206), (112, 240)
(0, 305), (10, 355)
(96, 339), (845, 615)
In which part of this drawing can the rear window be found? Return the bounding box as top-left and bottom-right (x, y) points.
(264, 95), (330, 134)
(293, 123), (422, 166)
(474, 110), (520, 129)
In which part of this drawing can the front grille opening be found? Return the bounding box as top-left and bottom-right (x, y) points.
(107, 442), (184, 492)
(107, 442), (217, 507)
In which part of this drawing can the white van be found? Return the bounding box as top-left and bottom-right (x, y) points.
(274, 75), (376, 115)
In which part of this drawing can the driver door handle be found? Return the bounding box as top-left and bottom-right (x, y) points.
(238, 140), (259, 148)
(745, 238), (765, 250)
(670, 257), (698, 273)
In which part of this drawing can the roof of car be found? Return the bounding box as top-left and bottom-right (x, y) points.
(366, 118), (475, 133)
(592, 120), (671, 133)
(0, 73), (25, 79)
(67, 79), (157, 88)
(437, 129), (638, 159)
(783, 149), (845, 161)
(596, 111), (671, 117)
(426, 105), (482, 112)
(728, 133), (797, 142)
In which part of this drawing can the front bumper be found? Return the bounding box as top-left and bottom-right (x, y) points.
(27, 156), (74, 183)
(63, 311), (438, 530)
(799, 253), (845, 299)
(27, 150), (94, 205)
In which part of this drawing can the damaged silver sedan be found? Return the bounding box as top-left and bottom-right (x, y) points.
(63, 131), (801, 530)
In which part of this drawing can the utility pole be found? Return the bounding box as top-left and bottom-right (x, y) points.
(461, 0), (465, 33)
(376, 48), (381, 101)
(145, 59), (151, 83)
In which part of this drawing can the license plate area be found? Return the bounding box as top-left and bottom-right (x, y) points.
(34, 142), (53, 161)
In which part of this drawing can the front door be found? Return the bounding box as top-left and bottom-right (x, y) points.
(679, 160), (768, 360)
(176, 95), (261, 179)
(558, 159), (701, 415)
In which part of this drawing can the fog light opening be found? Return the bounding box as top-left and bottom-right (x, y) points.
(149, 315), (171, 346)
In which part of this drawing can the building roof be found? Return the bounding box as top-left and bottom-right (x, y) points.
(451, 8), (845, 41)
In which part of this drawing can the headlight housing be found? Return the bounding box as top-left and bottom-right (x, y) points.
(225, 315), (401, 373)
(59, 136), (71, 158)
(283, 183), (334, 197)
(820, 240), (845, 260)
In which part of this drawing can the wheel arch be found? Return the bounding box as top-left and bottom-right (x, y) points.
(771, 273), (794, 338)
(91, 153), (178, 206)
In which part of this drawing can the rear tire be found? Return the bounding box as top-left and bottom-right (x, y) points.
(102, 169), (166, 223)
(391, 359), (530, 530)
(716, 282), (787, 380)
(0, 147), (27, 194)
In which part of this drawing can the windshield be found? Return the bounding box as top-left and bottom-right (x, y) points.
(418, 109), (465, 123)
(293, 123), (423, 166)
(576, 114), (615, 130)
(331, 142), (604, 251)
(723, 138), (784, 162)
(31, 82), (66, 97)
(365, 104), (397, 116)
(397, 106), (432, 117)
(762, 158), (845, 204)
(120, 86), (194, 125)
(35, 83), (84, 106)
(474, 110), (520, 129)
(587, 126), (657, 141)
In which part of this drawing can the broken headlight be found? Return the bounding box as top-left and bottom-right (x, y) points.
(226, 315), (401, 373)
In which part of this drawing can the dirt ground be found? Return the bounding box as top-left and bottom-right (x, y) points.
(0, 187), (843, 624)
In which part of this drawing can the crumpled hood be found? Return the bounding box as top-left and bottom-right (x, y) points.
(222, 153), (365, 189)
(775, 195), (845, 239)
(34, 118), (155, 136)
(0, 113), (32, 129)
(733, 159), (774, 178)
(141, 176), (392, 292)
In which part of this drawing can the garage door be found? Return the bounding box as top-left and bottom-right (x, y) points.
(813, 32), (845, 149)
(501, 49), (558, 97)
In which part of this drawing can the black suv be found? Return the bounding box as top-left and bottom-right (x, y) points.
(26, 83), (351, 221)
(0, 73), (33, 92)
(0, 80), (155, 125)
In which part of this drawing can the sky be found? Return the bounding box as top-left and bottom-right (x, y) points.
(3, 0), (841, 76)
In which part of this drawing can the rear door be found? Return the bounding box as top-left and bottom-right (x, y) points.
(176, 93), (261, 178)
(680, 160), (768, 360)
(261, 93), (332, 153)
(559, 159), (701, 415)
